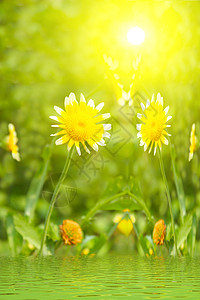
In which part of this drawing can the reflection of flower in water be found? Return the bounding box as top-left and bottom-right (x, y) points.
(113, 209), (135, 236)
(153, 219), (166, 245)
(60, 220), (83, 245)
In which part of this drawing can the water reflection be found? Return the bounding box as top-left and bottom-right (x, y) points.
(0, 256), (200, 299)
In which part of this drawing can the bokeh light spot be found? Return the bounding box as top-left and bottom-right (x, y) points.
(127, 27), (145, 46)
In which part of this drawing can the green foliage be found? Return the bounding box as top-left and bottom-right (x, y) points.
(25, 142), (54, 222)
(171, 144), (186, 223)
(14, 214), (41, 249)
(177, 215), (193, 249)
(6, 215), (22, 256)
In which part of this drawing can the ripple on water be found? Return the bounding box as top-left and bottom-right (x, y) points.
(0, 256), (200, 299)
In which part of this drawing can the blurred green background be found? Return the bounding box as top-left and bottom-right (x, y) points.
(0, 0), (200, 255)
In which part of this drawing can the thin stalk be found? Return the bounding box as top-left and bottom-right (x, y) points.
(128, 191), (154, 225)
(158, 149), (177, 255)
(39, 147), (74, 255)
(81, 191), (127, 227)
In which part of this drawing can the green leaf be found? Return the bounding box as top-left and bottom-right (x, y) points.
(102, 176), (127, 198)
(102, 195), (141, 211)
(188, 215), (196, 256)
(14, 214), (41, 249)
(177, 214), (193, 249)
(25, 142), (54, 222)
(166, 222), (172, 241)
(90, 234), (107, 254)
(171, 144), (186, 223)
(81, 235), (96, 248)
(128, 176), (143, 198)
(6, 215), (22, 256)
(138, 234), (149, 255)
(47, 222), (60, 242)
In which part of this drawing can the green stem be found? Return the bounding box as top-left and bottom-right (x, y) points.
(158, 149), (177, 255)
(128, 192), (154, 224)
(39, 147), (74, 256)
(81, 191), (127, 227)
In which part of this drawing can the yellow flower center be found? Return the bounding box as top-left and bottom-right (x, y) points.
(141, 104), (166, 142)
(147, 116), (163, 141)
(64, 112), (103, 142)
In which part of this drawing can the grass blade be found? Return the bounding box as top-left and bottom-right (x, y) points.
(170, 144), (186, 223)
(25, 141), (54, 222)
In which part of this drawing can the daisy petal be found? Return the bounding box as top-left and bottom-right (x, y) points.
(69, 93), (77, 103)
(64, 96), (70, 107)
(164, 106), (169, 115)
(54, 105), (65, 116)
(162, 136), (168, 145)
(80, 93), (86, 103)
(137, 113), (142, 119)
(103, 132), (111, 138)
(136, 124), (142, 131)
(101, 113), (110, 120)
(157, 93), (163, 106)
(154, 145), (157, 156)
(55, 135), (70, 145)
(103, 124), (112, 131)
(95, 102), (104, 112)
(141, 102), (145, 111)
(49, 116), (60, 122)
(167, 116), (172, 122)
(87, 139), (98, 151)
(76, 146), (81, 156)
(82, 141), (90, 154)
(92, 142), (98, 151)
(67, 139), (75, 151)
(140, 139), (145, 146)
(97, 139), (106, 146)
(50, 130), (67, 137)
(88, 99), (95, 109)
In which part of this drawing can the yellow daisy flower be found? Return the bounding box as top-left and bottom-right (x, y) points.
(136, 93), (172, 155)
(189, 123), (197, 161)
(50, 93), (111, 155)
(113, 210), (136, 237)
(6, 123), (20, 161)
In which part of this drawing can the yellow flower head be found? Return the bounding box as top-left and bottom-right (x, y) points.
(137, 93), (172, 155)
(59, 219), (83, 245)
(113, 211), (135, 237)
(50, 93), (111, 156)
(6, 123), (20, 161)
(153, 219), (166, 246)
(189, 123), (197, 162)
(81, 248), (90, 255)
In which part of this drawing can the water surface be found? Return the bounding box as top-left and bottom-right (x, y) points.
(0, 256), (200, 299)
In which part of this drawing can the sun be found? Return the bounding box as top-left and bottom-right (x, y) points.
(127, 26), (145, 46)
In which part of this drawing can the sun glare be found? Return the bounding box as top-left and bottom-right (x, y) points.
(127, 26), (145, 46)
